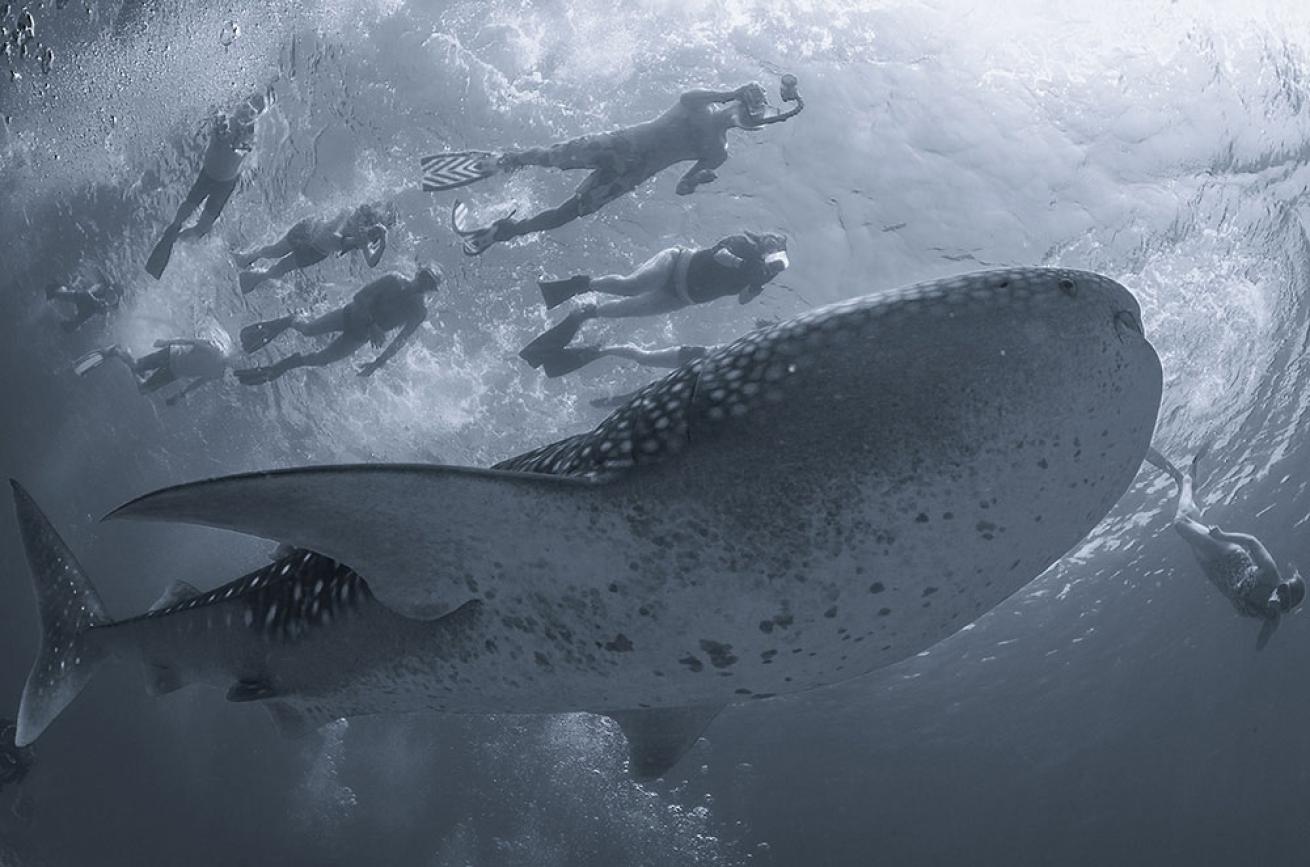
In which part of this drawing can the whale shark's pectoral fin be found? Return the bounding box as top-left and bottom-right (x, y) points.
(148, 579), (201, 612)
(604, 705), (723, 781)
(107, 464), (624, 620)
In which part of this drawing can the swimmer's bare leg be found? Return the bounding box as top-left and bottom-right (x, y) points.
(591, 250), (677, 297)
(600, 345), (686, 367)
(235, 237), (293, 268)
(594, 290), (686, 319)
(236, 332), (364, 385)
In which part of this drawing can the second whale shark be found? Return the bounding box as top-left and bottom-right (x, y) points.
(11, 267), (1162, 778)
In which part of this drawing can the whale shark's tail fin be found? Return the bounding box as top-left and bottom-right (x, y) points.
(10, 481), (114, 747)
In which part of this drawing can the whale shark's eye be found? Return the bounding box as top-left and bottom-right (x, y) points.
(1058, 277), (1078, 297)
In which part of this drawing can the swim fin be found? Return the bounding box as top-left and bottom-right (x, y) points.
(145, 226), (180, 280)
(540, 345), (604, 378)
(73, 348), (111, 376)
(238, 269), (267, 295)
(240, 315), (294, 354)
(539, 275), (591, 310)
(420, 150), (499, 192)
(235, 365), (278, 386)
(451, 200), (516, 256)
(518, 307), (594, 368)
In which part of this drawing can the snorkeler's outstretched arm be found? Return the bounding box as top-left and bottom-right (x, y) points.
(679, 88), (749, 108)
(1256, 614), (1280, 651)
(1211, 528), (1280, 574)
(676, 154), (727, 195)
(738, 282), (766, 305)
(359, 319), (420, 377)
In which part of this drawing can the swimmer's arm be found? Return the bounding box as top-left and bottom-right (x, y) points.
(1211, 529), (1280, 574)
(676, 155), (725, 195)
(359, 319), (420, 377)
(679, 88), (746, 108)
(1256, 614), (1280, 651)
(738, 282), (765, 305)
(713, 247), (744, 268)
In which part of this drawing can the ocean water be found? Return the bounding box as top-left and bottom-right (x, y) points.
(2, 1), (1309, 865)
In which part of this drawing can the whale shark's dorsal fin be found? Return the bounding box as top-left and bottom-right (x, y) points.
(107, 464), (624, 620)
(148, 579), (201, 612)
(604, 706), (723, 780)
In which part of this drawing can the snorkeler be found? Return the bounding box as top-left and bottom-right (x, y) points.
(235, 266), (441, 384)
(519, 231), (788, 367)
(1147, 446), (1305, 649)
(233, 201), (397, 294)
(425, 75), (803, 255)
(146, 88), (274, 279)
(45, 275), (121, 332)
(0, 719), (35, 823)
(74, 331), (235, 405)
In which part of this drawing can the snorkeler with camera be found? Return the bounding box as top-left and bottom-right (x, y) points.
(424, 75), (805, 255)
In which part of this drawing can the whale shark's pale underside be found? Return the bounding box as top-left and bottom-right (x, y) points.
(12, 267), (1162, 778)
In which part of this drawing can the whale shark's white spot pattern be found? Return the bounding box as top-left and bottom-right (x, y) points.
(497, 268), (1112, 482)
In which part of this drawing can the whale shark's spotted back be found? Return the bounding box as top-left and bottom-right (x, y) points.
(496, 267), (1136, 479)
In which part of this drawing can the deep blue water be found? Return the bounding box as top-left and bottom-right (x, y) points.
(3, 2), (1310, 865)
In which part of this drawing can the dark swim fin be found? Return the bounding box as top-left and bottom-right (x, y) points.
(539, 275), (591, 310)
(540, 345), (604, 378)
(420, 150), (498, 192)
(240, 315), (294, 353)
(145, 226), (179, 280)
(519, 309), (593, 367)
(603, 706), (722, 781)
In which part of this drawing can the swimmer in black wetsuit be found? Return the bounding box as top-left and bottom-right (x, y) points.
(520, 232), (788, 367)
(45, 276), (121, 332)
(236, 266), (441, 384)
(146, 88), (273, 279)
(234, 201), (396, 294)
(1147, 446), (1305, 649)
(452, 77), (803, 255)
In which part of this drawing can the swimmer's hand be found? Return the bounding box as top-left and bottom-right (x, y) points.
(369, 326), (386, 349)
(676, 170), (716, 195)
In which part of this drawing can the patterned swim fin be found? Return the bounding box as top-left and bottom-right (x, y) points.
(420, 150), (498, 192)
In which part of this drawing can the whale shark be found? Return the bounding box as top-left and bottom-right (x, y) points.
(11, 267), (1162, 778)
